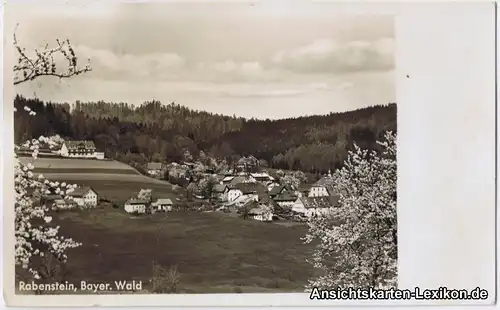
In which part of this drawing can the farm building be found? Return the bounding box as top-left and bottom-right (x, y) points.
(308, 171), (336, 197)
(250, 172), (274, 184)
(269, 184), (293, 199)
(124, 198), (148, 214)
(273, 193), (298, 208)
(247, 206), (274, 222)
(227, 182), (267, 202)
(67, 186), (98, 207)
(212, 184), (229, 201)
(52, 198), (77, 210)
(59, 140), (98, 158)
(291, 195), (340, 216)
(147, 162), (164, 176)
(151, 198), (173, 212)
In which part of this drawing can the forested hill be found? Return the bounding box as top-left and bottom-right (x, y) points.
(14, 95), (396, 173)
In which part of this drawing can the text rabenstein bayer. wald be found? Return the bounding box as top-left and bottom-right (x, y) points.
(309, 287), (489, 300)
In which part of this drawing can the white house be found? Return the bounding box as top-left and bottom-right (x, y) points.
(147, 162), (164, 176)
(151, 198), (173, 212)
(67, 186), (98, 207)
(59, 140), (97, 158)
(124, 198), (148, 214)
(292, 196), (340, 217)
(250, 172), (274, 184)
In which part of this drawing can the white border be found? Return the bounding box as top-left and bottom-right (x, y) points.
(2, 0), (497, 307)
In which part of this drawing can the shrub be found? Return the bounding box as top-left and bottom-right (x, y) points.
(150, 262), (180, 293)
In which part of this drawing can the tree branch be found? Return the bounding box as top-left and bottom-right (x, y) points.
(13, 27), (92, 86)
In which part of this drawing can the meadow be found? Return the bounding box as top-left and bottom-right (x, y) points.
(54, 208), (314, 293)
(17, 157), (315, 293)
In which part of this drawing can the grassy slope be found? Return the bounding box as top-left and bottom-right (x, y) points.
(56, 208), (315, 293)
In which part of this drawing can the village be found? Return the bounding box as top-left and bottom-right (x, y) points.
(30, 138), (340, 224)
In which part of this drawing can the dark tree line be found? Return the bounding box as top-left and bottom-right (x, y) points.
(14, 95), (396, 173)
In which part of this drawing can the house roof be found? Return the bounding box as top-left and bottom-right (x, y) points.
(67, 186), (95, 198)
(125, 198), (148, 205)
(274, 193), (298, 202)
(248, 207), (267, 215)
(222, 176), (235, 182)
(147, 162), (163, 170)
(65, 140), (96, 150)
(313, 176), (334, 187)
(229, 176), (249, 185)
(269, 184), (294, 196)
(298, 184), (313, 192)
(213, 184), (228, 193)
(155, 198), (172, 205)
(268, 185), (285, 196)
(297, 195), (340, 209)
(230, 182), (267, 194)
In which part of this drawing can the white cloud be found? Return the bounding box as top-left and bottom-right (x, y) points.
(271, 37), (394, 73)
(74, 45), (185, 79)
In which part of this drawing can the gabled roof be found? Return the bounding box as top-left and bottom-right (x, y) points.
(155, 198), (172, 205)
(298, 184), (313, 192)
(269, 184), (294, 196)
(125, 198), (148, 205)
(67, 186), (96, 198)
(222, 176), (235, 182)
(297, 195), (340, 209)
(229, 176), (248, 185)
(64, 140), (96, 150)
(230, 182), (267, 194)
(213, 184), (228, 193)
(274, 193), (298, 202)
(147, 162), (163, 170)
(248, 207), (269, 215)
(312, 176), (334, 187)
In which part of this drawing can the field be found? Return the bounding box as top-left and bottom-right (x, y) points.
(53, 208), (315, 293)
(18, 157), (136, 170)
(17, 157), (316, 293)
(18, 157), (180, 204)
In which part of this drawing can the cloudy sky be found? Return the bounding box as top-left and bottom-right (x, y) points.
(10, 1), (395, 119)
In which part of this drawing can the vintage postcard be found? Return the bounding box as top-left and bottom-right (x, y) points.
(2, 0), (496, 307)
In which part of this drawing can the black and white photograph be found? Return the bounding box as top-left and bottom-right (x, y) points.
(3, 0), (495, 308)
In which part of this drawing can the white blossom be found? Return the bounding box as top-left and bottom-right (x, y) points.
(14, 108), (82, 279)
(303, 131), (397, 290)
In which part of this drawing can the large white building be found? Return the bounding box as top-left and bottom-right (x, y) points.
(67, 186), (98, 207)
(59, 140), (104, 159)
